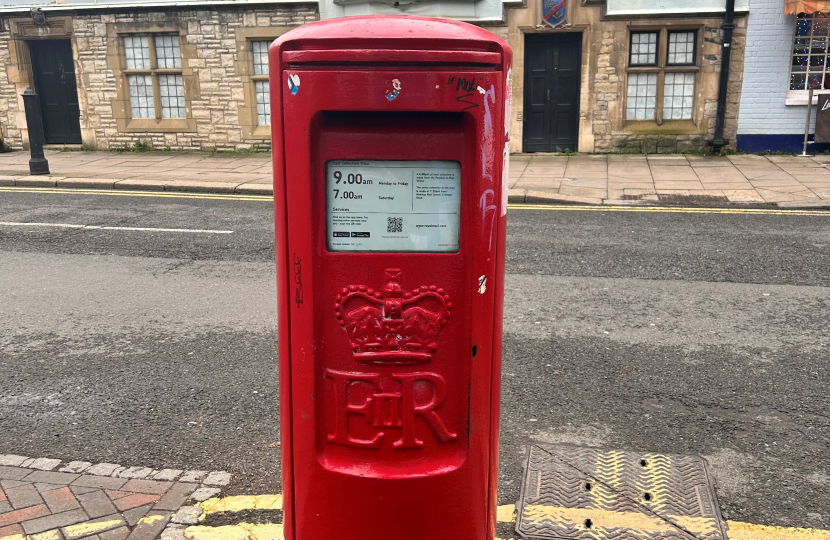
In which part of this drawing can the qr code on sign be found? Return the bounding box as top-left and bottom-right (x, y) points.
(387, 216), (403, 233)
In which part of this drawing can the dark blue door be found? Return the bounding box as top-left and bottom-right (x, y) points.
(29, 40), (82, 145)
(523, 33), (581, 153)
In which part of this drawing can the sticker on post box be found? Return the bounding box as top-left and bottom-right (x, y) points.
(326, 160), (461, 252)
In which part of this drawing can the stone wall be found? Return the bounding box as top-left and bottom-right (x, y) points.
(0, 22), (26, 148)
(593, 23), (747, 154)
(0, 5), (317, 151)
(497, 0), (747, 153)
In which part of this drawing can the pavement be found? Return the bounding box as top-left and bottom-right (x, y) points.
(0, 454), (230, 540)
(0, 151), (273, 196)
(2, 150), (830, 208)
(509, 153), (830, 207)
(1, 191), (829, 539)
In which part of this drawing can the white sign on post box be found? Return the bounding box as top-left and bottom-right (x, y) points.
(326, 160), (461, 253)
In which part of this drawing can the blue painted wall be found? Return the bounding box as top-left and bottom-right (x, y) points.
(737, 134), (830, 154)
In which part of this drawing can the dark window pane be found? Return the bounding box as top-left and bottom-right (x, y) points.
(791, 73), (806, 90)
(796, 17), (812, 36)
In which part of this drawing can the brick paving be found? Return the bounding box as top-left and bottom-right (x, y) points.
(0, 455), (229, 540)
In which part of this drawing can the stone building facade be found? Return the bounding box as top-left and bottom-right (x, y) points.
(0, 2), (317, 151)
(489, 0), (748, 153)
(0, 0), (747, 154)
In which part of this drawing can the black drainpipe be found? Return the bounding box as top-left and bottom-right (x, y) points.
(712, 0), (736, 152)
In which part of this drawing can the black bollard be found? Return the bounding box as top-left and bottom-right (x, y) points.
(22, 87), (49, 175)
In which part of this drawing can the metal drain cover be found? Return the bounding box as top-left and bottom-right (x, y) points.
(515, 445), (728, 540)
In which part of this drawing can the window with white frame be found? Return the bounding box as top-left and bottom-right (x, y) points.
(626, 29), (699, 121)
(252, 41), (270, 126)
(123, 34), (186, 120)
(790, 13), (830, 93)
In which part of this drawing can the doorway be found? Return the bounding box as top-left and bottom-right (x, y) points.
(29, 39), (82, 145)
(522, 33), (582, 153)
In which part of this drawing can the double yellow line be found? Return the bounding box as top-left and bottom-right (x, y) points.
(181, 496), (830, 540)
(2, 187), (829, 215)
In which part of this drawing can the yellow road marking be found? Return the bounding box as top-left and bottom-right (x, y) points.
(29, 532), (62, 540)
(136, 514), (168, 526)
(197, 494), (283, 515)
(184, 523), (283, 540)
(510, 203), (830, 216)
(62, 518), (125, 538)
(729, 521), (830, 540)
(521, 504), (720, 535)
(496, 504), (830, 540)
(497, 503), (516, 523)
(0, 187), (271, 202)
(2, 187), (828, 215)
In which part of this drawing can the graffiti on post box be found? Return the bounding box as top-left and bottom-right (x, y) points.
(386, 79), (402, 101)
(334, 268), (451, 365)
(293, 253), (303, 308)
(287, 73), (300, 95)
(325, 369), (458, 449)
(448, 75), (485, 111)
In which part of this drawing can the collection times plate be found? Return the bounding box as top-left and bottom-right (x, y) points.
(326, 160), (461, 252)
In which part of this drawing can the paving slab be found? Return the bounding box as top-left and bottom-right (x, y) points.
(650, 166), (699, 181)
(3, 150), (830, 209)
(724, 189), (765, 202)
(654, 180), (706, 190)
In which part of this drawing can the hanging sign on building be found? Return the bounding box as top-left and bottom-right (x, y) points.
(815, 93), (830, 144)
(543, 0), (566, 27)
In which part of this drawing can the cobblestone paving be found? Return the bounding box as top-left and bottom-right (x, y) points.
(0, 455), (230, 540)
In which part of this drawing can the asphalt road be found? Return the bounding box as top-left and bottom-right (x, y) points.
(0, 190), (828, 530)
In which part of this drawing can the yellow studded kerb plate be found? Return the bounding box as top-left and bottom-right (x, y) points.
(515, 445), (729, 540)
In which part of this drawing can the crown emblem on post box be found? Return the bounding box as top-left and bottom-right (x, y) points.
(335, 268), (451, 365)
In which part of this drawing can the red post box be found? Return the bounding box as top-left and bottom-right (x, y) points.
(270, 16), (512, 540)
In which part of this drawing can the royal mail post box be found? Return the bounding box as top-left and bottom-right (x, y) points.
(270, 16), (512, 540)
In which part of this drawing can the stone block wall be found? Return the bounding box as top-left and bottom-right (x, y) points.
(0, 24), (24, 148)
(593, 22), (747, 154)
(501, 0), (747, 153)
(0, 5), (317, 151)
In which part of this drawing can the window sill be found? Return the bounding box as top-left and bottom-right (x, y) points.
(251, 124), (272, 140)
(785, 96), (821, 106)
(623, 119), (701, 134)
(626, 66), (700, 73)
(122, 118), (197, 133)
